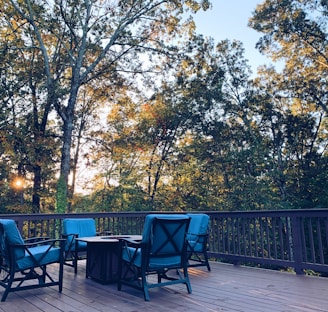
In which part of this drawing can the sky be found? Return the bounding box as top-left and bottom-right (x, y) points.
(192, 0), (272, 74)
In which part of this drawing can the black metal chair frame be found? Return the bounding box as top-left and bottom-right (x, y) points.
(187, 232), (211, 271)
(0, 232), (65, 302)
(118, 217), (192, 301)
(62, 218), (111, 274)
(62, 233), (81, 274)
(62, 230), (111, 274)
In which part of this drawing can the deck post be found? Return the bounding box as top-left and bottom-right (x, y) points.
(291, 216), (304, 275)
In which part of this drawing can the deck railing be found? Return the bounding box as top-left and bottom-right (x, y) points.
(1, 209), (328, 275)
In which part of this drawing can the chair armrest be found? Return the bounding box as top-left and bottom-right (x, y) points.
(97, 230), (112, 236)
(62, 233), (78, 238)
(119, 237), (142, 248)
(11, 238), (65, 248)
(24, 236), (50, 243)
(187, 233), (208, 241)
(188, 232), (208, 236)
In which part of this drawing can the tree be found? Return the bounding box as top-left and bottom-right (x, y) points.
(73, 0), (328, 211)
(203, 39), (274, 210)
(249, 0), (328, 207)
(82, 34), (224, 211)
(5, 0), (211, 212)
(140, 36), (224, 209)
(253, 67), (328, 208)
(249, 0), (328, 112)
(0, 6), (60, 213)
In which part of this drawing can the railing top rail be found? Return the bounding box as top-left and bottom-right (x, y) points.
(1, 208), (328, 221)
(206, 209), (328, 218)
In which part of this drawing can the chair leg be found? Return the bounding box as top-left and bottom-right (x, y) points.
(59, 259), (64, 293)
(1, 271), (14, 302)
(74, 250), (78, 274)
(177, 267), (192, 295)
(1, 288), (9, 302)
(204, 252), (211, 271)
(117, 259), (122, 291)
(142, 274), (150, 301)
(187, 249), (211, 271)
(184, 268), (192, 294)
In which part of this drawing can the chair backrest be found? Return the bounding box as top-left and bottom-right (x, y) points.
(142, 214), (188, 243)
(142, 214), (190, 268)
(186, 213), (210, 236)
(62, 218), (96, 250)
(62, 218), (96, 237)
(186, 213), (210, 251)
(0, 219), (25, 261)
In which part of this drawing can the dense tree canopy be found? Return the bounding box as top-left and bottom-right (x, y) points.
(1, 0), (211, 212)
(249, 0), (328, 208)
(1, 0), (328, 213)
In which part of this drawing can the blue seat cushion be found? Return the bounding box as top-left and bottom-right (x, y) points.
(122, 246), (182, 269)
(62, 218), (96, 251)
(75, 241), (87, 251)
(187, 240), (204, 252)
(16, 245), (61, 270)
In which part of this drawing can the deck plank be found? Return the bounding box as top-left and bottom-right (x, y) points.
(0, 261), (327, 312)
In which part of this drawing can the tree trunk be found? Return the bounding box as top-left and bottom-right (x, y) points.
(67, 118), (85, 212)
(32, 165), (41, 213)
(56, 83), (79, 213)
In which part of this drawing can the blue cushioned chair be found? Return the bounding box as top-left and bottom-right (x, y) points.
(62, 218), (97, 274)
(117, 214), (192, 301)
(0, 219), (64, 302)
(186, 213), (211, 271)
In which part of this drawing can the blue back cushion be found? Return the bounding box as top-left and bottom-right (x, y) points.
(142, 214), (188, 243)
(186, 214), (210, 252)
(186, 214), (209, 236)
(0, 219), (25, 260)
(62, 218), (96, 251)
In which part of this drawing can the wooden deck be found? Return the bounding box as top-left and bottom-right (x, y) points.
(0, 261), (327, 312)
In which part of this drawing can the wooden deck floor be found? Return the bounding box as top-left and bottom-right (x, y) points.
(0, 261), (327, 312)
